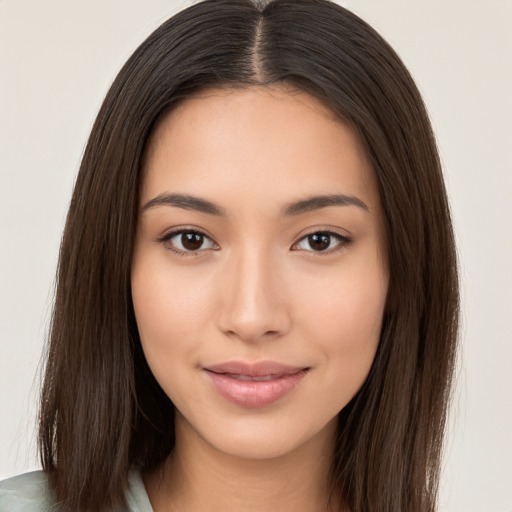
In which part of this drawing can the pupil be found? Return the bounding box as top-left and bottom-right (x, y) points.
(182, 233), (203, 251)
(309, 233), (330, 251)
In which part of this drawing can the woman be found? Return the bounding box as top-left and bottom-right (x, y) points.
(0, 0), (459, 511)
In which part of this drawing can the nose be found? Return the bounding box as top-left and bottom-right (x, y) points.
(217, 247), (291, 343)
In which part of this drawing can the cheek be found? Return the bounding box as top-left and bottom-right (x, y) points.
(295, 252), (387, 376)
(131, 261), (217, 409)
(131, 257), (215, 369)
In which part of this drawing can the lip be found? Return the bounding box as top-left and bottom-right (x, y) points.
(203, 361), (309, 408)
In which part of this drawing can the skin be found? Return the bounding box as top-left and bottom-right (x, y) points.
(131, 85), (389, 511)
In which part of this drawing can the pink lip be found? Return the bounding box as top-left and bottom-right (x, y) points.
(203, 361), (309, 408)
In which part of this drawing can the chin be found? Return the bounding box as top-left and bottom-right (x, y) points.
(212, 433), (302, 461)
(179, 409), (338, 462)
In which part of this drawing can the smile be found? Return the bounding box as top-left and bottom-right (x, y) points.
(203, 361), (309, 408)
(224, 373), (284, 381)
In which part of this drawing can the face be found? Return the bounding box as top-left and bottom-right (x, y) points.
(131, 85), (388, 461)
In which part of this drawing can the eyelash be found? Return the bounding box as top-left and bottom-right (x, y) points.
(157, 229), (352, 257)
(292, 231), (352, 254)
(157, 229), (218, 257)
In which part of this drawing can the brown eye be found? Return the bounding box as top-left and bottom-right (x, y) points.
(294, 231), (350, 253)
(181, 232), (205, 251)
(162, 230), (217, 254)
(308, 233), (330, 251)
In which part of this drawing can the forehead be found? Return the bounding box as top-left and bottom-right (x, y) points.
(141, 85), (380, 214)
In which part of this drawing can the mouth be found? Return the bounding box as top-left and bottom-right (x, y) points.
(218, 373), (294, 381)
(203, 361), (309, 408)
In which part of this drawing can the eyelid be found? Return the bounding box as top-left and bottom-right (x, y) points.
(156, 227), (219, 256)
(291, 229), (352, 254)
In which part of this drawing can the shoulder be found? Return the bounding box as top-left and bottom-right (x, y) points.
(0, 470), (153, 512)
(0, 471), (55, 512)
(126, 470), (154, 512)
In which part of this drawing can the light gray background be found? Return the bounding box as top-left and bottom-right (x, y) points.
(1, 1), (511, 511)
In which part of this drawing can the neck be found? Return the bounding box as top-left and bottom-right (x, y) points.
(144, 414), (342, 512)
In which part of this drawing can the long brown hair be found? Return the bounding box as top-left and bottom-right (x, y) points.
(39, 1), (459, 510)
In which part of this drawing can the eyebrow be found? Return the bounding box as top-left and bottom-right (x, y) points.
(142, 193), (226, 216)
(142, 192), (368, 216)
(281, 194), (368, 216)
